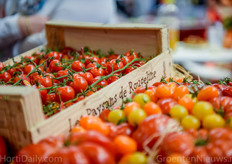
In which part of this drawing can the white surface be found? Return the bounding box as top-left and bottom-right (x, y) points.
(173, 43), (232, 62)
(182, 61), (231, 79)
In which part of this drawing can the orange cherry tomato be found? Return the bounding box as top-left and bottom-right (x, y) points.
(197, 86), (219, 101)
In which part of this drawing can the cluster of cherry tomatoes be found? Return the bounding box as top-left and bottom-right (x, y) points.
(10, 77), (232, 164)
(0, 47), (147, 117)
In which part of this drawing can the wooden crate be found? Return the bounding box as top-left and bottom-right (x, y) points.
(0, 21), (172, 152)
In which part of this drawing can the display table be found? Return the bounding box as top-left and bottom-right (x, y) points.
(173, 43), (232, 80)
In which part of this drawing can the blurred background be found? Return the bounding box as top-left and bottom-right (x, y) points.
(0, 0), (232, 82)
(116, 0), (232, 82)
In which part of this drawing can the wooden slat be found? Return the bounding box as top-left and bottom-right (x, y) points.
(45, 21), (169, 56)
(46, 21), (166, 30)
(0, 87), (44, 151)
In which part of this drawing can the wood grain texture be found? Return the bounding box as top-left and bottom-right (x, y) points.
(0, 87), (44, 151)
(46, 21), (168, 56)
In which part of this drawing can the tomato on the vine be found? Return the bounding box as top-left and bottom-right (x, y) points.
(0, 72), (11, 83)
(56, 86), (75, 102)
(45, 146), (89, 164)
(49, 60), (63, 72)
(37, 85), (48, 104)
(69, 75), (88, 94)
(85, 56), (101, 65)
(0, 62), (4, 72)
(92, 76), (108, 90)
(119, 56), (132, 66)
(14, 74), (29, 85)
(7, 68), (19, 76)
(107, 123), (134, 139)
(123, 66), (135, 74)
(46, 51), (62, 61)
(223, 86), (232, 97)
(71, 60), (85, 72)
(157, 98), (178, 114)
(90, 67), (106, 77)
(107, 59), (124, 74)
(124, 51), (139, 61)
(107, 74), (120, 84)
(45, 93), (57, 104)
(38, 76), (53, 88)
(197, 86), (219, 101)
(56, 70), (69, 82)
(78, 72), (94, 85)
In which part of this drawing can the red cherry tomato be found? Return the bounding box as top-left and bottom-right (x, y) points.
(99, 109), (111, 122)
(108, 54), (119, 60)
(46, 51), (62, 60)
(161, 131), (195, 157)
(37, 85), (48, 104)
(78, 142), (115, 164)
(56, 86), (75, 102)
(119, 56), (132, 66)
(24, 64), (35, 75)
(0, 72), (11, 83)
(223, 86), (232, 97)
(56, 70), (68, 82)
(39, 76), (53, 87)
(107, 59), (124, 74)
(90, 67), (106, 77)
(44, 146), (90, 164)
(86, 62), (97, 69)
(92, 76), (108, 90)
(45, 73), (59, 84)
(24, 56), (40, 65)
(107, 123), (134, 139)
(78, 72), (94, 85)
(85, 56), (101, 65)
(132, 114), (171, 150)
(0, 62), (5, 72)
(14, 143), (56, 164)
(107, 74), (120, 84)
(7, 68), (19, 76)
(101, 57), (107, 64)
(49, 60), (63, 72)
(125, 51), (139, 61)
(71, 60), (85, 72)
(124, 66), (135, 74)
(46, 93), (57, 104)
(69, 131), (115, 157)
(157, 98), (178, 114)
(69, 75), (88, 93)
(14, 74), (30, 85)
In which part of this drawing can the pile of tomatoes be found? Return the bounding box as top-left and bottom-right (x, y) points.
(11, 77), (232, 164)
(0, 47), (146, 117)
